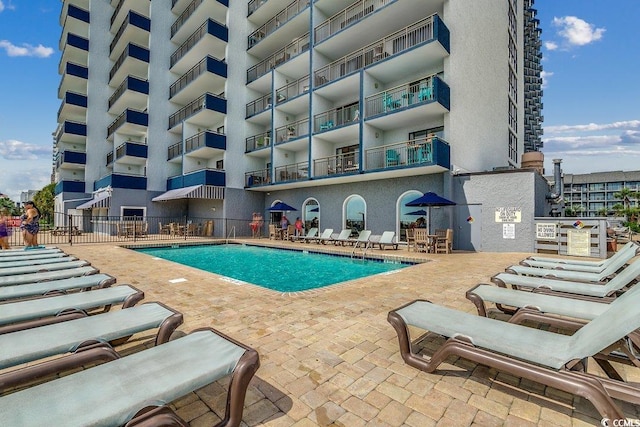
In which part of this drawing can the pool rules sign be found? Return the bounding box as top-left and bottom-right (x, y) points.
(495, 207), (521, 240)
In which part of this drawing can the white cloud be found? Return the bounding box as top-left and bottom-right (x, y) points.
(0, 1), (4, 12)
(544, 41), (558, 51)
(540, 70), (553, 89)
(0, 1), (15, 13)
(0, 168), (52, 202)
(545, 120), (640, 134)
(552, 16), (605, 47)
(0, 40), (54, 58)
(0, 139), (52, 160)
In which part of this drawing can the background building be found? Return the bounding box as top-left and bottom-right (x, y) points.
(561, 171), (640, 217)
(54, 0), (545, 244)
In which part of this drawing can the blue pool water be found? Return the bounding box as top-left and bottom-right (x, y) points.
(137, 244), (410, 292)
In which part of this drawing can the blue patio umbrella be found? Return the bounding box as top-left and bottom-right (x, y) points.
(268, 201), (298, 211)
(310, 207), (319, 212)
(406, 209), (427, 216)
(406, 192), (456, 233)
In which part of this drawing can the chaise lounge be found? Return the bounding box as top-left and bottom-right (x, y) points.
(0, 266), (99, 287)
(0, 274), (117, 302)
(519, 241), (639, 272)
(0, 259), (91, 277)
(377, 231), (398, 250)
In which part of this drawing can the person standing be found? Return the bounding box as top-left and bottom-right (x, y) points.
(0, 209), (10, 249)
(294, 217), (303, 237)
(21, 201), (41, 249)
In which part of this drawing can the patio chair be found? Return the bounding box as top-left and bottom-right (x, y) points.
(319, 120), (334, 131)
(312, 228), (334, 244)
(0, 255), (78, 269)
(520, 241), (639, 272)
(158, 222), (172, 235)
(329, 229), (352, 245)
(434, 228), (453, 254)
(385, 149), (400, 167)
(349, 230), (372, 250)
(0, 328), (259, 427)
(268, 224), (278, 240)
(377, 231), (398, 250)
(387, 295), (640, 421)
(0, 285), (144, 334)
(0, 274), (116, 302)
(0, 259), (91, 277)
(0, 266), (99, 287)
(490, 258), (640, 300)
(0, 302), (184, 391)
(405, 228), (416, 252)
(300, 227), (318, 243)
(0, 251), (67, 262)
(417, 85), (433, 102)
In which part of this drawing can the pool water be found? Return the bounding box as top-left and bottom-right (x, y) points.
(137, 244), (410, 292)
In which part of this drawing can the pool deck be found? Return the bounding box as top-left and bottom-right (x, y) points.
(27, 239), (640, 425)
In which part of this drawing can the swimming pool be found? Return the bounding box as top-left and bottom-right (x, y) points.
(137, 244), (410, 292)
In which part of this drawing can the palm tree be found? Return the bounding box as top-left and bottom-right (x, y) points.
(614, 187), (638, 210)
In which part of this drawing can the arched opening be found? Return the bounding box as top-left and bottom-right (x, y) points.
(302, 198), (319, 232)
(344, 195), (366, 238)
(397, 190), (423, 242)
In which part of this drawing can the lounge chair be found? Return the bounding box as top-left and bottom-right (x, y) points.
(0, 285), (144, 334)
(504, 250), (632, 283)
(312, 228), (334, 244)
(0, 302), (184, 391)
(519, 241), (639, 272)
(0, 274), (116, 302)
(350, 230), (372, 249)
(0, 252), (68, 262)
(329, 229), (352, 245)
(388, 296), (640, 421)
(0, 247), (59, 256)
(0, 266), (98, 287)
(0, 328), (260, 427)
(376, 231), (398, 250)
(0, 259), (91, 277)
(525, 241), (639, 266)
(300, 227), (318, 243)
(0, 256), (78, 269)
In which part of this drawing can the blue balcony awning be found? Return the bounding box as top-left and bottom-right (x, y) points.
(152, 184), (224, 202)
(76, 193), (111, 209)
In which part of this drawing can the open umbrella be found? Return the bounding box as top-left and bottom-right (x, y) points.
(268, 201), (298, 211)
(406, 192), (456, 233)
(406, 209), (427, 216)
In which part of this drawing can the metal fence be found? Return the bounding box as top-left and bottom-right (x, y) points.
(3, 213), (260, 248)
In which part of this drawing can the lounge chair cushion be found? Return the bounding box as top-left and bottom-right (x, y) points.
(0, 256), (76, 269)
(0, 266), (98, 287)
(0, 274), (116, 301)
(0, 252), (67, 262)
(0, 260), (90, 277)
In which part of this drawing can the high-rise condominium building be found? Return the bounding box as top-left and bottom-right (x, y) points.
(54, 0), (543, 235)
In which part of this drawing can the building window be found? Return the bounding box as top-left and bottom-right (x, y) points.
(508, 99), (517, 130)
(121, 206), (146, 220)
(508, 130), (517, 163)
(216, 159), (224, 169)
(508, 34), (517, 72)
(509, 67), (517, 102)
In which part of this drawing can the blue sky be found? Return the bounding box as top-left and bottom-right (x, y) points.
(0, 0), (639, 201)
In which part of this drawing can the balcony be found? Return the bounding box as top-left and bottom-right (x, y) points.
(55, 120), (87, 145)
(55, 180), (85, 195)
(109, 11), (150, 60)
(168, 93), (227, 131)
(57, 91), (87, 122)
(60, 4), (90, 42)
(363, 136), (450, 173)
(60, 33), (89, 70)
(245, 168), (270, 187)
(274, 75), (310, 113)
(107, 109), (148, 140)
(246, 93), (272, 119)
(275, 118), (309, 145)
(313, 151), (360, 178)
(364, 75), (450, 130)
(167, 168), (225, 190)
(94, 173), (147, 191)
(248, 0), (310, 49)
(247, 32), (310, 83)
(246, 132), (272, 154)
(315, 0), (393, 45)
(314, 15), (449, 89)
(167, 130), (226, 161)
(169, 56), (227, 104)
(314, 103), (359, 133)
(108, 76), (149, 114)
(109, 43), (150, 87)
(58, 62), (88, 98)
(171, 0), (228, 44)
(110, 0), (150, 32)
(55, 150), (86, 170)
(113, 141), (148, 165)
(170, 19), (228, 74)
(274, 161), (309, 183)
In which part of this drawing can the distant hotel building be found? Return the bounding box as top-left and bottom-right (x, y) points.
(53, 0), (544, 235)
(562, 171), (640, 217)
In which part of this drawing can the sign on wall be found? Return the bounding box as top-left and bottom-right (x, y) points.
(536, 223), (557, 240)
(495, 207), (521, 223)
(503, 223), (515, 239)
(566, 229), (591, 256)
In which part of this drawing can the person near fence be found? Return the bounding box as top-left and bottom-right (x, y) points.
(0, 209), (10, 249)
(21, 201), (41, 249)
(294, 217), (303, 237)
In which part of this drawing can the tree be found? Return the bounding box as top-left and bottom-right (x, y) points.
(33, 183), (55, 226)
(613, 187), (638, 211)
(0, 197), (20, 216)
(564, 204), (583, 217)
(596, 207), (609, 217)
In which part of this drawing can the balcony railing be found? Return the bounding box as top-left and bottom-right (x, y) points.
(246, 131), (271, 152)
(314, 15), (446, 87)
(315, 0), (392, 44)
(247, 0), (266, 16)
(106, 151), (114, 166)
(170, 19), (228, 68)
(171, 0), (204, 37)
(364, 74), (446, 117)
(246, 93), (272, 118)
(115, 141), (148, 160)
(245, 168), (270, 187)
(248, 0), (310, 48)
(275, 161), (309, 183)
(169, 56), (226, 99)
(107, 109), (148, 138)
(168, 92), (226, 129)
(109, 43), (150, 82)
(275, 75), (310, 104)
(110, 0), (126, 27)
(313, 152), (360, 178)
(108, 76), (149, 109)
(109, 11), (150, 54)
(363, 136), (450, 171)
(314, 103), (359, 132)
(247, 32), (310, 83)
(275, 118), (309, 144)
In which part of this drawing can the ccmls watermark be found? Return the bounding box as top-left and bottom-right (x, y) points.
(601, 418), (640, 427)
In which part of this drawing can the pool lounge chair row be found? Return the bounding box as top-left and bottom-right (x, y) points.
(388, 245), (640, 421)
(0, 246), (260, 426)
(295, 228), (399, 250)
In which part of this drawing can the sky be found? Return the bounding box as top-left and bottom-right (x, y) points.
(0, 1), (639, 202)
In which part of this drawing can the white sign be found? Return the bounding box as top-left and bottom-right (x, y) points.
(495, 207), (522, 223)
(536, 223), (557, 239)
(567, 229), (591, 256)
(503, 223), (515, 239)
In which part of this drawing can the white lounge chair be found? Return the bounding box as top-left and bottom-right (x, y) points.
(312, 228), (334, 244)
(348, 230), (372, 248)
(520, 242), (639, 272)
(0, 328), (260, 427)
(0, 247), (60, 257)
(525, 241), (638, 267)
(0, 274), (116, 302)
(0, 252), (68, 262)
(0, 266), (98, 287)
(300, 227), (318, 243)
(377, 231), (398, 250)
(329, 229), (352, 245)
(0, 260), (91, 277)
(0, 256), (77, 269)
